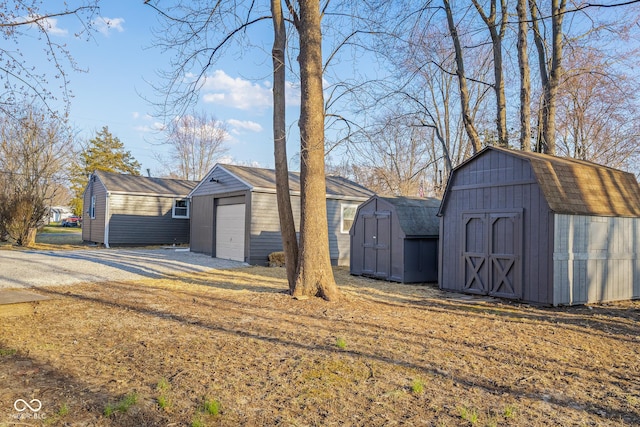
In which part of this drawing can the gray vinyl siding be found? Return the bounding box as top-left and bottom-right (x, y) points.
(249, 192), (301, 266)
(107, 194), (190, 245)
(191, 165), (369, 266)
(190, 195), (215, 255)
(553, 214), (640, 305)
(191, 168), (249, 197)
(247, 193), (357, 266)
(439, 150), (554, 304)
(327, 199), (353, 266)
(82, 178), (107, 244)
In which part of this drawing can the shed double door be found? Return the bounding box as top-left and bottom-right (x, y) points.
(362, 211), (391, 279)
(462, 212), (522, 299)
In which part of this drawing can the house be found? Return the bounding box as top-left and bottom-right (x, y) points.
(82, 171), (198, 247)
(47, 206), (73, 223)
(350, 196), (440, 283)
(438, 146), (640, 305)
(188, 164), (374, 265)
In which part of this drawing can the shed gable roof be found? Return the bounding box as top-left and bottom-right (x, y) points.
(447, 147), (640, 217)
(94, 170), (198, 196)
(379, 196), (441, 237)
(196, 164), (373, 199)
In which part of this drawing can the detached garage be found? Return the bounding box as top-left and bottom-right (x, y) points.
(438, 146), (640, 305)
(350, 196), (441, 283)
(189, 164), (373, 264)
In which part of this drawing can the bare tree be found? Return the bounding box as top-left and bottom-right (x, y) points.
(530, 0), (566, 155)
(0, 1), (100, 114)
(347, 116), (437, 196)
(271, 0), (299, 291)
(158, 111), (228, 180)
(147, 0), (339, 299)
(471, 0), (509, 147)
(443, 0), (483, 153)
(0, 105), (70, 245)
(517, 0), (532, 151)
(556, 47), (640, 170)
(289, 0), (340, 300)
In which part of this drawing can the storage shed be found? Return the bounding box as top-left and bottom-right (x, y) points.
(350, 196), (441, 283)
(189, 164), (373, 265)
(438, 146), (640, 305)
(82, 171), (198, 247)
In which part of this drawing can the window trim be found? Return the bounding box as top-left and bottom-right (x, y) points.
(172, 198), (190, 219)
(340, 203), (358, 234)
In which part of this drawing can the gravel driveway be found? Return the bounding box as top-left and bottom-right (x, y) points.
(0, 248), (247, 289)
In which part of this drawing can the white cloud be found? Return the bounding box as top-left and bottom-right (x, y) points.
(26, 16), (68, 36)
(201, 70), (272, 111)
(93, 17), (125, 37)
(285, 81), (301, 107)
(227, 119), (263, 134)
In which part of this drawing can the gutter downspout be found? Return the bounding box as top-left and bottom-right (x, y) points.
(104, 192), (110, 248)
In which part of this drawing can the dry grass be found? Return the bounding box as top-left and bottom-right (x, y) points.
(1, 266), (639, 426)
(1, 226), (86, 251)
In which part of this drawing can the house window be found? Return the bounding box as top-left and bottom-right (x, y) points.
(172, 198), (189, 218)
(341, 203), (358, 233)
(90, 195), (96, 219)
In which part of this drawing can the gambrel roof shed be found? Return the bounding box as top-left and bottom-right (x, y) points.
(438, 146), (640, 305)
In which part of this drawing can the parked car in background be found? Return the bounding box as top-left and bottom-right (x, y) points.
(61, 216), (81, 227)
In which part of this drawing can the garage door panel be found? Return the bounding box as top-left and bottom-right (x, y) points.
(216, 204), (245, 262)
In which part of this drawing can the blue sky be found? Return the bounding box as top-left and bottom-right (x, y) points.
(37, 1), (303, 176)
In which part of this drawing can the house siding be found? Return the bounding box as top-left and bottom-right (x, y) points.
(190, 164), (370, 266)
(190, 195), (215, 255)
(107, 194), (190, 245)
(192, 167), (249, 197)
(440, 150), (554, 304)
(553, 214), (640, 305)
(327, 199), (353, 266)
(249, 192), (300, 266)
(82, 177), (107, 244)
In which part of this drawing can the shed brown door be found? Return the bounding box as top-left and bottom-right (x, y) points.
(462, 212), (522, 299)
(361, 211), (391, 279)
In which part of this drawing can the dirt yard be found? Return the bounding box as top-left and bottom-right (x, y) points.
(1, 266), (639, 426)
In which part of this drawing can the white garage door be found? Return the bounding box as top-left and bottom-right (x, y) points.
(215, 204), (246, 261)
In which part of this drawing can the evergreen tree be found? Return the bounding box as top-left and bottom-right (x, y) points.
(69, 126), (141, 215)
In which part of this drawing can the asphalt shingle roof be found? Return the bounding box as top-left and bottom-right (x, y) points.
(378, 196), (441, 237)
(95, 170), (198, 196)
(219, 164), (374, 199)
(483, 147), (640, 217)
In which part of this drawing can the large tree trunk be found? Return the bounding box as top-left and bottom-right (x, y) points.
(271, 0), (299, 292)
(517, 0), (532, 151)
(292, 0), (340, 301)
(443, 0), (482, 154)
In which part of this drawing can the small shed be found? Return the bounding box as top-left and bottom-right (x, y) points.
(189, 164), (373, 265)
(82, 171), (198, 247)
(438, 146), (640, 305)
(350, 196), (441, 283)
